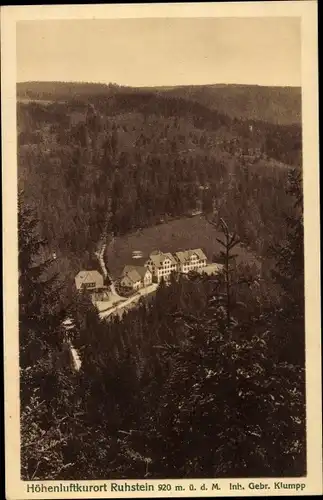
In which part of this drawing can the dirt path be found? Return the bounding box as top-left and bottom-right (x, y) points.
(99, 283), (158, 320)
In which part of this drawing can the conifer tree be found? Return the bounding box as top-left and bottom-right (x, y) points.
(18, 192), (66, 400)
(272, 169), (303, 306)
(19, 192), (82, 480)
(144, 273), (305, 478)
(270, 169), (305, 365)
(206, 217), (241, 325)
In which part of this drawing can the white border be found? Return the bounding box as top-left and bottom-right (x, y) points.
(2, 2), (321, 498)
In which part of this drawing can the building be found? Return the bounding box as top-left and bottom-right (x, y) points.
(75, 270), (104, 291)
(196, 263), (224, 276)
(145, 250), (178, 283)
(175, 249), (207, 274)
(120, 265), (153, 291)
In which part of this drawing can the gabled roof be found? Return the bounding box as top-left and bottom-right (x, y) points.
(175, 251), (187, 264)
(175, 248), (207, 263)
(194, 248), (207, 261)
(122, 265), (150, 283)
(75, 270), (103, 284)
(133, 266), (151, 279)
(149, 251), (177, 268)
(197, 263), (224, 276)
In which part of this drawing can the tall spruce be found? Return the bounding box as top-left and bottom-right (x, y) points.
(141, 271), (305, 478)
(19, 192), (83, 480)
(19, 192), (66, 400)
(270, 169), (305, 365)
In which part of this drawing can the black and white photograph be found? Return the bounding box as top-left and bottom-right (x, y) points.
(2, 2), (321, 498)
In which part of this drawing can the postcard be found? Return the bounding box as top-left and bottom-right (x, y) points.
(2, 1), (321, 498)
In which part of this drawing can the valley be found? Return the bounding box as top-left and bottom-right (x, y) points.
(17, 45), (306, 485)
(105, 215), (259, 279)
(17, 81), (302, 300)
(13, 6), (313, 484)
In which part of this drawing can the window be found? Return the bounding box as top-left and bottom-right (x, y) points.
(83, 282), (96, 288)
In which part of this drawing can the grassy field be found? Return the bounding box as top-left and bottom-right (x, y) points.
(105, 215), (259, 278)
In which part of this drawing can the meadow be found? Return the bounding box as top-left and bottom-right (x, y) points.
(105, 215), (259, 278)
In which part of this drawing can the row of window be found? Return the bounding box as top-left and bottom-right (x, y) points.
(148, 260), (206, 270)
(182, 262), (206, 270)
(158, 269), (175, 276)
(147, 261), (207, 275)
(156, 262), (207, 273)
(184, 261), (206, 266)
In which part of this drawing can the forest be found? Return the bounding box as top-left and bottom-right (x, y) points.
(17, 81), (302, 125)
(18, 83), (305, 479)
(17, 86), (302, 283)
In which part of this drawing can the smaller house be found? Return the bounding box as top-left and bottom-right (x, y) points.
(175, 249), (207, 274)
(197, 263), (224, 276)
(120, 265), (152, 291)
(75, 270), (104, 292)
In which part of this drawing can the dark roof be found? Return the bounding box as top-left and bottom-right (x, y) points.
(149, 251), (177, 267)
(122, 265), (150, 283)
(175, 248), (207, 263)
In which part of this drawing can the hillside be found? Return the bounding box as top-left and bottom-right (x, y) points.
(19, 81), (305, 480)
(105, 215), (260, 279)
(17, 84), (302, 286)
(147, 84), (302, 126)
(17, 81), (301, 125)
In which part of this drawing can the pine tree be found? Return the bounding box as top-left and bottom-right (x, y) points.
(272, 169), (303, 305)
(206, 217), (241, 325)
(19, 193), (82, 480)
(144, 278), (305, 478)
(270, 169), (305, 365)
(19, 192), (66, 399)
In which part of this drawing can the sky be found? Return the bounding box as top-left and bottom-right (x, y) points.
(16, 17), (301, 87)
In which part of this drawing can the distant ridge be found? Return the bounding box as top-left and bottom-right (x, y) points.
(17, 81), (301, 125)
(17, 80), (301, 89)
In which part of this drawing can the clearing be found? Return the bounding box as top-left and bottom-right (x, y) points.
(105, 215), (259, 278)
